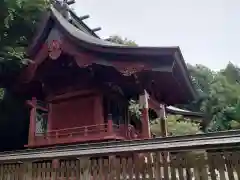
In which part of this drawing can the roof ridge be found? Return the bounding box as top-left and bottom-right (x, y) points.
(52, 0), (99, 38)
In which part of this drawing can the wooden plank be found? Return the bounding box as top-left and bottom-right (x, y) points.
(127, 156), (134, 180)
(133, 154), (141, 180)
(176, 154), (185, 180)
(197, 154), (208, 180)
(118, 157), (122, 180)
(122, 157), (127, 180)
(113, 157), (120, 180)
(37, 162), (41, 179)
(232, 152), (240, 180)
(169, 154), (177, 180)
(52, 159), (59, 180)
(185, 168), (193, 180)
(24, 162), (33, 180)
(59, 161), (65, 180)
(148, 154), (154, 180)
(154, 152), (163, 180)
(142, 155), (148, 180)
(224, 152), (235, 180)
(214, 153), (226, 180)
(194, 168), (201, 180)
(66, 160), (71, 180)
(103, 158), (109, 180)
(79, 157), (91, 180)
(98, 158), (103, 180)
(76, 159), (80, 180)
(92, 159), (98, 180)
(162, 152), (169, 180)
(207, 153), (217, 180)
(42, 162), (46, 180)
(46, 162), (51, 180)
(0, 164), (3, 180)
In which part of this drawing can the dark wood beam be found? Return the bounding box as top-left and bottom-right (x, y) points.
(79, 15), (90, 21)
(92, 27), (102, 32)
(66, 0), (75, 5)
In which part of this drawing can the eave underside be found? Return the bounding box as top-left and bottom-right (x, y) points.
(18, 52), (193, 105)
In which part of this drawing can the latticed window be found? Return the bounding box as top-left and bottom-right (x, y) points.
(35, 109), (48, 135)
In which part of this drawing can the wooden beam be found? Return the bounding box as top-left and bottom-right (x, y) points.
(79, 15), (90, 21)
(92, 27), (102, 32)
(46, 89), (98, 102)
(66, 0), (75, 5)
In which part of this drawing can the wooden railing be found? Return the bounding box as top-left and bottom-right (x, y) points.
(33, 123), (140, 146)
(34, 124), (108, 146)
(36, 124), (108, 138)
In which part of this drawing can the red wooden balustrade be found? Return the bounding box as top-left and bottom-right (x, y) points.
(32, 123), (140, 147)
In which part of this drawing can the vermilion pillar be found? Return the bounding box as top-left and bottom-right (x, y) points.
(139, 90), (151, 139)
(28, 97), (37, 146)
(47, 103), (52, 131)
(107, 114), (113, 135)
(159, 104), (167, 137)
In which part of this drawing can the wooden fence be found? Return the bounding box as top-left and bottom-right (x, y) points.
(0, 149), (240, 180)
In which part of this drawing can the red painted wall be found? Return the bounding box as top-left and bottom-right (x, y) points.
(49, 95), (97, 130)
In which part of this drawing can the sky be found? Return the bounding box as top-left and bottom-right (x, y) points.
(73, 0), (240, 70)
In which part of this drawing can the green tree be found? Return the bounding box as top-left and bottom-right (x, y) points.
(221, 62), (240, 84)
(188, 63), (240, 132)
(187, 64), (214, 95)
(0, 0), (48, 86)
(0, 0), (48, 151)
(150, 115), (202, 136)
(107, 35), (138, 46)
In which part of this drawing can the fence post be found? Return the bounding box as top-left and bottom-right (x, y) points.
(78, 157), (91, 180)
(207, 153), (217, 180)
(0, 164), (3, 180)
(52, 159), (59, 180)
(24, 162), (32, 180)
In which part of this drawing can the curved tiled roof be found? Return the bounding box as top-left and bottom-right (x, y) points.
(27, 5), (198, 104)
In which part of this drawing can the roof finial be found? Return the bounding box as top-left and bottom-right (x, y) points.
(61, 0), (70, 19)
(52, 0), (75, 20)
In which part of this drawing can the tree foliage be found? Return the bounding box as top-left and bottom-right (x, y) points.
(0, 0), (48, 86)
(189, 62), (240, 132)
(107, 35), (138, 46)
(151, 115), (202, 136)
(0, 0), (48, 151)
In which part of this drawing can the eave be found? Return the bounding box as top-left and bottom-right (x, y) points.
(166, 106), (205, 118)
(25, 5), (198, 104)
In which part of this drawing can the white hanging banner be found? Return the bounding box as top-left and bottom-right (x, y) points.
(139, 90), (149, 109)
(159, 104), (166, 120)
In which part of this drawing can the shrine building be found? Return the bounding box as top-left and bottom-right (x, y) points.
(17, 2), (199, 148)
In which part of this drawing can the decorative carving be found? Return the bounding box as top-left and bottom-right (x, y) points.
(46, 29), (63, 60)
(112, 62), (150, 76)
(119, 67), (139, 76)
(48, 39), (62, 60)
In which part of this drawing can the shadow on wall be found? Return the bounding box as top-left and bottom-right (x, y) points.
(0, 90), (29, 152)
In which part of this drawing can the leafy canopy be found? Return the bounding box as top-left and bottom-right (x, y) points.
(189, 62), (240, 132)
(0, 0), (48, 85)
